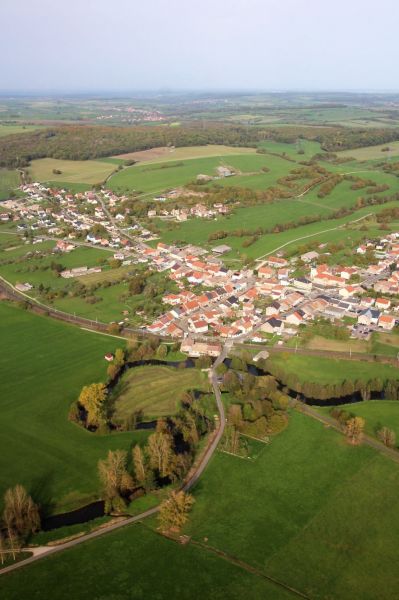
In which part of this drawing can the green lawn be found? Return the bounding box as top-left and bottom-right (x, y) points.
(112, 365), (208, 422)
(267, 353), (399, 385)
(0, 302), (148, 513)
(318, 400), (399, 444)
(0, 124), (42, 137)
(185, 411), (399, 600)
(0, 524), (291, 600)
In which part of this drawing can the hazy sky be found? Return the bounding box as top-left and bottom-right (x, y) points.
(1, 0), (399, 92)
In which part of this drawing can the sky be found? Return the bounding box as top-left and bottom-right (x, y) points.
(1, 0), (399, 93)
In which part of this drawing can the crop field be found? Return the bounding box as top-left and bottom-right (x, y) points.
(0, 524), (291, 600)
(267, 353), (399, 385)
(114, 144), (257, 163)
(317, 400), (399, 443)
(185, 410), (399, 600)
(338, 141), (399, 160)
(112, 365), (208, 422)
(0, 302), (149, 513)
(0, 168), (20, 200)
(28, 158), (117, 185)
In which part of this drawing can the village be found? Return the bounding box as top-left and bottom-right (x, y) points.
(1, 182), (399, 358)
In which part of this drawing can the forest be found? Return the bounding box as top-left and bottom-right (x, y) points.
(2, 122), (399, 168)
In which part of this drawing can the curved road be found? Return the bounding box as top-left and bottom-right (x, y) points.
(0, 346), (228, 576)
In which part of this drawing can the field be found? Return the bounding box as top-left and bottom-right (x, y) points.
(0, 524), (292, 600)
(115, 144), (257, 163)
(28, 158), (117, 185)
(185, 410), (399, 599)
(0, 168), (20, 200)
(0, 124), (42, 137)
(4, 411), (399, 598)
(0, 302), (149, 513)
(317, 400), (399, 443)
(112, 365), (208, 421)
(338, 141), (399, 160)
(267, 353), (399, 385)
(108, 151), (295, 195)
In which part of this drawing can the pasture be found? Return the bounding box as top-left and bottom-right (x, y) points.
(317, 400), (399, 443)
(266, 353), (399, 385)
(108, 151), (296, 195)
(114, 144), (257, 163)
(0, 302), (148, 513)
(0, 524), (291, 600)
(28, 158), (117, 185)
(338, 140), (399, 160)
(0, 168), (20, 200)
(111, 365), (208, 422)
(186, 410), (399, 599)
(0, 124), (42, 137)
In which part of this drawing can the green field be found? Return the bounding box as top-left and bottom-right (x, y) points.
(318, 400), (399, 443)
(28, 158), (117, 185)
(108, 151), (295, 195)
(0, 124), (42, 137)
(0, 524), (292, 600)
(115, 144), (258, 163)
(112, 365), (208, 421)
(0, 302), (149, 513)
(185, 411), (399, 599)
(338, 141), (399, 160)
(267, 353), (399, 385)
(0, 168), (20, 200)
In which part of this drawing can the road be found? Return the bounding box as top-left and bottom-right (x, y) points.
(0, 345), (229, 577)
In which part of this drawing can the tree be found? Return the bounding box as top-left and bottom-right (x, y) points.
(156, 344), (168, 359)
(3, 485), (40, 541)
(345, 416), (365, 445)
(147, 431), (173, 478)
(377, 426), (396, 448)
(158, 490), (194, 531)
(78, 383), (107, 428)
(98, 450), (134, 513)
(132, 445), (147, 488)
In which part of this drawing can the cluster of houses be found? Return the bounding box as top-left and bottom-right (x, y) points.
(4, 183), (399, 353)
(147, 202), (229, 222)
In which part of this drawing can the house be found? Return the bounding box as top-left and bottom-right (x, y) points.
(293, 277), (312, 291)
(358, 309), (380, 326)
(261, 317), (284, 334)
(104, 353), (114, 362)
(258, 266), (274, 279)
(375, 297), (391, 310)
(212, 245), (232, 255)
(301, 250), (319, 263)
(285, 310), (304, 326)
(378, 315), (396, 331)
(189, 320), (208, 334)
(265, 256), (288, 268)
(339, 285), (359, 298)
(253, 350), (270, 362)
(15, 282), (33, 292)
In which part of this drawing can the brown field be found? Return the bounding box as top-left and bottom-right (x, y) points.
(114, 144), (257, 164)
(306, 335), (369, 353)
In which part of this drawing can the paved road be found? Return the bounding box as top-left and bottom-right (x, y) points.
(0, 345), (228, 576)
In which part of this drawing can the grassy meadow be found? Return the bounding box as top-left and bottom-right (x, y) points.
(317, 400), (399, 443)
(185, 410), (399, 599)
(115, 143), (257, 163)
(0, 168), (20, 200)
(267, 353), (399, 385)
(0, 524), (292, 600)
(338, 140), (399, 160)
(112, 365), (208, 422)
(0, 302), (149, 513)
(28, 158), (117, 185)
(0, 124), (42, 137)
